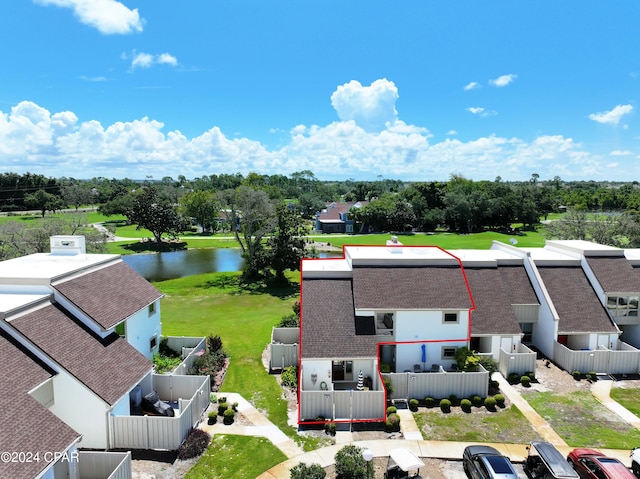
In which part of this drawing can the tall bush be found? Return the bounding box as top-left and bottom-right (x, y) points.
(334, 444), (373, 479)
(290, 463), (326, 479)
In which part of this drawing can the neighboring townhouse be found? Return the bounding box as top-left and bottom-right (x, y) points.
(314, 201), (368, 233)
(294, 240), (640, 424)
(0, 236), (210, 478)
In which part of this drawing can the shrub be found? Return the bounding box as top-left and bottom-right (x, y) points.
(177, 428), (211, 460)
(335, 444), (372, 479)
(217, 396), (227, 404)
(409, 398), (419, 411)
(460, 399), (472, 413)
(383, 377), (394, 395)
(207, 411), (217, 425)
(439, 398), (451, 413)
(190, 349), (227, 383)
(424, 397), (436, 408)
(507, 372), (520, 384)
(494, 394), (505, 407)
(290, 462), (326, 479)
(232, 401), (239, 411)
(223, 408), (235, 424)
(217, 402), (229, 416)
(587, 371), (598, 382)
(471, 395), (483, 407)
(489, 379), (500, 391)
(572, 370), (581, 380)
(324, 421), (336, 436)
(385, 413), (401, 432)
(525, 371), (535, 381)
(521, 375), (531, 387)
(152, 353), (182, 374)
(386, 405), (397, 415)
(281, 366), (298, 389)
(209, 393), (217, 403)
(277, 313), (299, 328)
(484, 396), (497, 411)
(207, 334), (223, 353)
(159, 337), (180, 358)
(448, 394), (459, 406)
(380, 362), (391, 373)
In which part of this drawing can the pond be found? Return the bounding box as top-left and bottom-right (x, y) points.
(122, 248), (341, 281)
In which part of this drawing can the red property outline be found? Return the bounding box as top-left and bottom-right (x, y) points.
(297, 244), (476, 425)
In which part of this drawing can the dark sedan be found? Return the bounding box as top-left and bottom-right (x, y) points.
(463, 445), (519, 479)
(567, 448), (635, 479)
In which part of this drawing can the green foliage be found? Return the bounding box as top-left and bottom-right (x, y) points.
(223, 408), (235, 424)
(471, 395), (483, 407)
(386, 405), (397, 415)
(521, 375), (531, 387)
(334, 444), (372, 479)
(159, 337), (180, 358)
(177, 428), (211, 460)
(409, 399), (419, 411)
(152, 353), (182, 374)
(460, 399), (472, 413)
(277, 313), (299, 328)
(494, 394), (505, 407)
(385, 413), (401, 432)
(448, 394), (459, 406)
(383, 377), (394, 394)
(128, 186), (190, 243)
(290, 462), (327, 479)
(218, 403), (229, 416)
(508, 372), (521, 384)
(207, 411), (217, 424)
(281, 366), (298, 389)
(207, 334), (223, 352)
(424, 397), (436, 408)
(484, 396), (497, 411)
(324, 422), (336, 436)
(189, 348), (227, 384)
(587, 371), (598, 382)
(572, 370), (582, 380)
(380, 362), (391, 373)
(439, 398), (451, 413)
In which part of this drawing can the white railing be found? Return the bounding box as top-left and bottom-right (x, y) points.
(299, 389), (385, 422)
(111, 374), (210, 450)
(383, 366), (489, 401)
(78, 451), (131, 479)
(163, 336), (207, 376)
(553, 341), (640, 375)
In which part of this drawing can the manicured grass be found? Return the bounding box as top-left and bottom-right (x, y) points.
(414, 405), (541, 443)
(523, 390), (640, 449)
(610, 387), (640, 417)
(184, 435), (287, 479)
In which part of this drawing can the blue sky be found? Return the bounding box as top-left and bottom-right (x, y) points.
(0, 1), (638, 182)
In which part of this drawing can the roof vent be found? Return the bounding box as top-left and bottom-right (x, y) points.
(50, 235), (86, 256)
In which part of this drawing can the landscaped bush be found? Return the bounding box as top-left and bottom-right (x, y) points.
(152, 353), (182, 374)
(290, 462), (326, 479)
(587, 371), (598, 382)
(448, 394), (459, 406)
(383, 377), (394, 394)
(572, 370), (581, 380)
(424, 397), (436, 408)
(521, 375), (531, 387)
(484, 396), (497, 411)
(281, 366), (298, 389)
(207, 411), (217, 425)
(507, 372), (520, 384)
(217, 396), (227, 404)
(207, 334), (223, 352)
(223, 407), (235, 424)
(460, 398), (472, 413)
(385, 413), (401, 432)
(335, 444), (373, 479)
(324, 421), (336, 436)
(494, 394), (505, 407)
(189, 347), (227, 384)
(490, 380), (500, 391)
(439, 398), (451, 413)
(177, 428), (211, 460)
(218, 402), (229, 416)
(159, 337), (180, 358)
(232, 401), (239, 411)
(471, 395), (483, 407)
(277, 313), (299, 328)
(409, 398), (419, 411)
(525, 371), (535, 381)
(386, 405), (397, 415)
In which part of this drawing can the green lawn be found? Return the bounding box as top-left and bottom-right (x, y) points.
(184, 435), (287, 479)
(610, 387), (640, 417)
(523, 390), (640, 449)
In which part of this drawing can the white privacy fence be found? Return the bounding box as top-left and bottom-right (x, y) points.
(111, 374), (210, 450)
(164, 336), (208, 376)
(553, 341), (640, 375)
(383, 367), (489, 401)
(299, 389), (386, 421)
(78, 451), (131, 479)
(498, 344), (537, 377)
(269, 327), (299, 370)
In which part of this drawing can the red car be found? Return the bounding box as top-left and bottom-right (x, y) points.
(567, 448), (635, 479)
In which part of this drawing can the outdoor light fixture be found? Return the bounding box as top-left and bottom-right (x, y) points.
(363, 448), (374, 478)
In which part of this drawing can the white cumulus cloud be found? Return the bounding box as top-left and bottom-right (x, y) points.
(126, 51), (179, 71)
(464, 82), (480, 91)
(34, 0), (144, 35)
(489, 74), (517, 87)
(467, 107), (497, 117)
(610, 150), (633, 156)
(330, 79), (398, 132)
(589, 104), (633, 125)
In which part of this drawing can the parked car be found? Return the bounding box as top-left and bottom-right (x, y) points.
(631, 448), (640, 478)
(524, 441), (579, 479)
(463, 445), (519, 479)
(567, 448), (635, 479)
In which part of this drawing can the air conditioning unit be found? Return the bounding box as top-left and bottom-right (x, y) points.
(50, 236), (86, 256)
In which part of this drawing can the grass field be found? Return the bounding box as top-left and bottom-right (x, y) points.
(610, 387), (640, 418)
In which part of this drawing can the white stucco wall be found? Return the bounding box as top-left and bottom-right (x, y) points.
(395, 310), (469, 342)
(110, 392), (131, 416)
(40, 443), (79, 479)
(301, 359), (332, 391)
(125, 301), (162, 360)
(621, 324), (640, 348)
(49, 371), (109, 449)
(395, 341), (467, 372)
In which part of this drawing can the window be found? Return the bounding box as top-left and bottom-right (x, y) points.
(150, 335), (158, 351)
(442, 347), (457, 359)
(443, 312), (459, 324)
(148, 301), (156, 316)
(606, 295), (639, 319)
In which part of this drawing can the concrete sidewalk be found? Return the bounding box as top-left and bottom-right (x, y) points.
(591, 380), (640, 431)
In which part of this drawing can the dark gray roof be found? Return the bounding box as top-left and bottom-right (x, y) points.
(52, 261), (163, 330)
(586, 256), (640, 294)
(0, 329), (80, 479)
(301, 279), (379, 359)
(498, 265), (540, 305)
(352, 266), (473, 310)
(464, 268), (522, 335)
(536, 266), (618, 334)
(11, 303), (151, 405)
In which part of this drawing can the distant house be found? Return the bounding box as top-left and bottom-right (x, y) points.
(0, 236), (209, 479)
(285, 240), (640, 425)
(315, 201), (368, 233)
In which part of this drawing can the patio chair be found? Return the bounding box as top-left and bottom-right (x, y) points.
(430, 364), (440, 373)
(413, 364), (422, 373)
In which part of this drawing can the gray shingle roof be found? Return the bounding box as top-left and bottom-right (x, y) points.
(11, 303), (151, 405)
(0, 329), (80, 479)
(464, 268), (523, 335)
(498, 265), (540, 305)
(587, 256), (640, 294)
(352, 266), (473, 310)
(301, 279), (379, 359)
(52, 261), (163, 330)
(536, 266), (618, 334)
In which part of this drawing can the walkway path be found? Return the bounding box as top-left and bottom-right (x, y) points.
(591, 380), (640, 431)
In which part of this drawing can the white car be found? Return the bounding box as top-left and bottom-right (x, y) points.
(631, 448), (640, 478)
